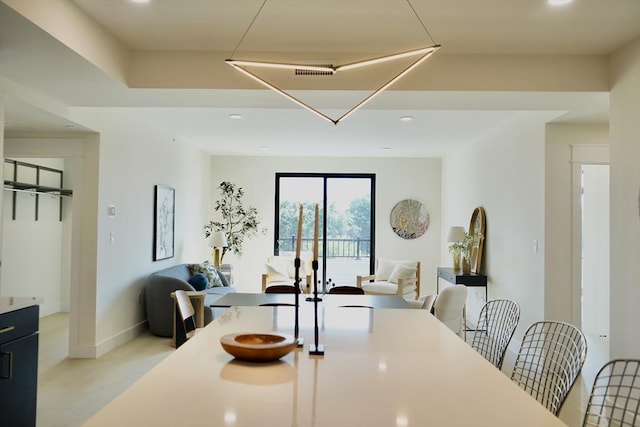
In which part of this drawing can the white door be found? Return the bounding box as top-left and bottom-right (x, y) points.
(581, 164), (610, 340)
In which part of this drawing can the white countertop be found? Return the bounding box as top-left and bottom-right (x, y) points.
(85, 306), (567, 427)
(0, 296), (43, 315)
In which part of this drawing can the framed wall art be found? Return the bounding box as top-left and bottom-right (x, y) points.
(154, 185), (175, 261)
(390, 199), (430, 239)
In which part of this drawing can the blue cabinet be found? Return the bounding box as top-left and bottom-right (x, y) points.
(0, 305), (39, 427)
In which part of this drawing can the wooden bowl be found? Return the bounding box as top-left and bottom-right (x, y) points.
(220, 333), (296, 362)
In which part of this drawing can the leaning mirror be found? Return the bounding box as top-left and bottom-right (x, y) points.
(468, 207), (486, 273)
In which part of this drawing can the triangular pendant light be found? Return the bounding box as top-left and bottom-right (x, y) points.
(226, 0), (440, 125)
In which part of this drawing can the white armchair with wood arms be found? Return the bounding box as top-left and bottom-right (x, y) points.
(261, 254), (312, 293)
(356, 259), (420, 300)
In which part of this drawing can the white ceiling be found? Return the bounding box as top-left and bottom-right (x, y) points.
(72, 0), (640, 55)
(2, 0), (638, 157)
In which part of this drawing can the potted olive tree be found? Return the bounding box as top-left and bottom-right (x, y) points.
(204, 181), (265, 264)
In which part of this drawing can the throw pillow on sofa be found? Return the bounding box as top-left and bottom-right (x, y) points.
(189, 261), (224, 287)
(187, 273), (209, 291)
(208, 270), (224, 287)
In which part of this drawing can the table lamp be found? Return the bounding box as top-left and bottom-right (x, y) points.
(210, 231), (228, 268)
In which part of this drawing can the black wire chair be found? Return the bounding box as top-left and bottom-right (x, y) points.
(470, 299), (520, 369)
(583, 359), (640, 427)
(510, 321), (587, 416)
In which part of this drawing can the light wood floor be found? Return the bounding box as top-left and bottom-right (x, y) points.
(37, 313), (173, 427)
(38, 312), (593, 427)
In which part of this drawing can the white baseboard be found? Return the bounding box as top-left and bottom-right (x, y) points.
(68, 320), (148, 359)
(95, 321), (148, 358)
(68, 343), (98, 358)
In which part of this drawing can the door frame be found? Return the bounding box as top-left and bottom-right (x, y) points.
(274, 173), (376, 287)
(570, 144), (609, 329)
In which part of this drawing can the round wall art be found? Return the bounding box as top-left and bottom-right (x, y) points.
(390, 199), (430, 239)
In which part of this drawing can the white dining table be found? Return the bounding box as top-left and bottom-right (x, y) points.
(84, 306), (567, 427)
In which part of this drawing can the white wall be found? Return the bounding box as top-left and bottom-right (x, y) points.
(60, 156), (75, 311)
(4, 135), (99, 357)
(208, 156), (442, 298)
(70, 108), (213, 356)
(442, 111), (561, 345)
(1, 157), (69, 317)
(1, 102), (213, 357)
(609, 38), (640, 359)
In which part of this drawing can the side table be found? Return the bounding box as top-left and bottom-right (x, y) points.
(436, 267), (488, 302)
(170, 291), (205, 348)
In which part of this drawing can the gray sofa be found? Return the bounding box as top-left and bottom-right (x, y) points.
(145, 263), (236, 337)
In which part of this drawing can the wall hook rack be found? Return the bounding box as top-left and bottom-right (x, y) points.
(3, 159), (73, 221)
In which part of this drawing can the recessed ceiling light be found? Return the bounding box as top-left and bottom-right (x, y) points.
(130, 0), (151, 4)
(229, 113), (243, 119)
(382, 147), (392, 151)
(400, 116), (413, 122)
(548, 0), (572, 5)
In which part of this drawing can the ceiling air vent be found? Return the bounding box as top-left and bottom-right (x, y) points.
(294, 64), (334, 77)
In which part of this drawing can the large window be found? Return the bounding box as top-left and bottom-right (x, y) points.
(274, 173), (375, 292)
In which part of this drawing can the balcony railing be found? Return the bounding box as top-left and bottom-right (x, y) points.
(277, 237), (371, 259)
